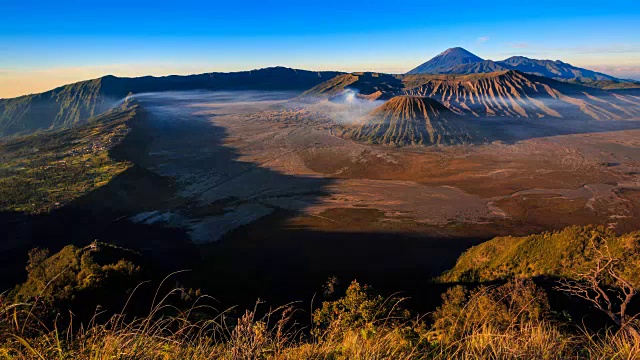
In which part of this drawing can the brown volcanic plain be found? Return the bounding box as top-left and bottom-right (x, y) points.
(129, 79), (640, 250)
(4, 67), (640, 302)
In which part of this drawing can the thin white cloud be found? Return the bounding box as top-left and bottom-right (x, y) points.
(477, 36), (489, 45)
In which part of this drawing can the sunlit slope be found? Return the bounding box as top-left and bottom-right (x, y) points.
(0, 67), (343, 136)
(440, 225), (640, 285)
(403, 71), (640, 119)
(334, 96), (478, 146)
(305, 70), (640, 120)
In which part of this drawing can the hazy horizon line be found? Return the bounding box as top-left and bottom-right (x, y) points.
(2, 60), (639, 99)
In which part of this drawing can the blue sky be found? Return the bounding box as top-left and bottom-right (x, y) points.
(1, 0), (639, 97)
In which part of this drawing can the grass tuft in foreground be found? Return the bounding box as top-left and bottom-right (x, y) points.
(1, 277), (639, 359)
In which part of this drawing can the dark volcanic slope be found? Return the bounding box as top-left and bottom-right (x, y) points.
(407, 47), (495, 74)
(407, 47), (626, 85)
(334, 96), (477, 146)
(0, 78), (115, 137)
(0, 67), (343, 137)
(306, 70), (640, 120)
(444, 60), (507, 75)
(497, 56), (617, 81)
(300, 72), (401, 101)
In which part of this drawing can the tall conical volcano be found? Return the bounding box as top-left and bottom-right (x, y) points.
(407, 47), (500, 75)
(334, 96), (478, 146)
(406, 47), (630, 85)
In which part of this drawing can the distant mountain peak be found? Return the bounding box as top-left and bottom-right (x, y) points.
(440, 47), (481, 58)
(407, 48), (484, 75)
(408, 47), (621, 82)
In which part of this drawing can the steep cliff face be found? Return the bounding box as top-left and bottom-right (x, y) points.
(0, 78), (117, 136)
(0, 67), (343, 137)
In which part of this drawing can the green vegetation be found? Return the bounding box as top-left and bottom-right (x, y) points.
(0, 104), (139, 213)
(2, 63), (639, 357)
(1, 225), (639, 358)
(1, 276), (638, 359)
(12, 242), (141, 304)
(441, 225), (640, 285)
(312, 280), (410, 334)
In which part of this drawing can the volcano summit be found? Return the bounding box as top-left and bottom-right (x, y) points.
(334, 95), (479, 146)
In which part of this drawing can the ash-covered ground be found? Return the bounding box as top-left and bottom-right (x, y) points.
(130, 90), (640, 243)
